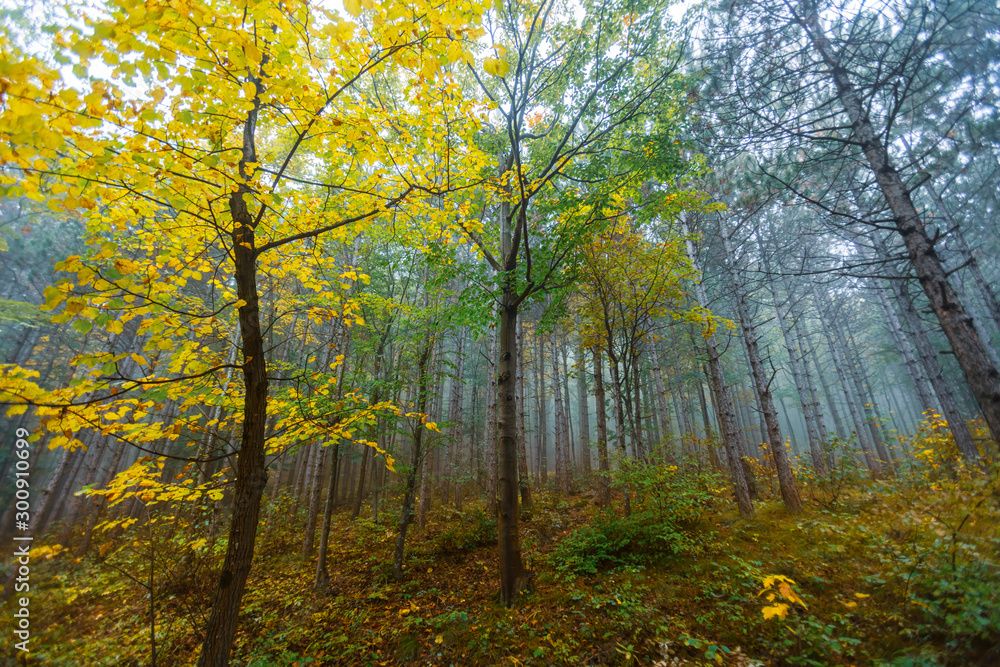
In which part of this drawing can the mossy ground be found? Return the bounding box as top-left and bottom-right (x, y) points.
(5, 441), (998, 666)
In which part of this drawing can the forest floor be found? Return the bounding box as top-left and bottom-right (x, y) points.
(6, 449), (999, 666)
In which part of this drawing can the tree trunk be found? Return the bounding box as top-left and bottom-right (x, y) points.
(448, 330), (466, 511)
(592, 349), (611, 507)
(549, 333), (569, 496)
(497, 297), (531, 605)
(516, 318), (532, 511)
(393, 335), (433, 581)
(892, 280), (979, 459)
(722, 225), (801, 512)
(198, 99), (271, 663)
(683, 219), (753, 517)
(577, 340), (592, 477)
(485, 322), (499, 517)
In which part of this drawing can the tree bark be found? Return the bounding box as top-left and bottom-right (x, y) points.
(592, 349), (611, 507)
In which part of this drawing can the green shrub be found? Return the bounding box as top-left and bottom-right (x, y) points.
(551, 463), (716, 575)
(432, 509), (497, 553)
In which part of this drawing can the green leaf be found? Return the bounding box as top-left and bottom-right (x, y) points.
(73, 319), (93, 334)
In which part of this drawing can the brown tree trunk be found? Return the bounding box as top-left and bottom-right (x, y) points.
(577, 340), (592, 477)
(497, 297), (531, 605)
(393, 335), (433, 581)
(516, 318), (532, 511)
(198, 97), (271, 663)
(592, 349), (611, 507)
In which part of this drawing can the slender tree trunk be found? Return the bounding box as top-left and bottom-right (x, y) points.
(722, 225), (801, 512)
(549, 333), (568, 496)
(577, 340), (592, 477)
(684, 219), (753, 516)
(448, 330), (466, 511)
(516, 318), (532, 511)
(592, 349), (611, 507)
(816, 291), (884, 479)
(485, 322), (499, 517)
(497, 296), (531, 604)
(198, 86), (271, 663)
(393, 335), (433, 581)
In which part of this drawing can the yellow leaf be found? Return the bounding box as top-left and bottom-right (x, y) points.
(854, 593), (870, 599)
(435, 635), (443, 644)
(344, 0), (362, 16)
(762, 603), (789, 620)
(115, 258), (139, 275)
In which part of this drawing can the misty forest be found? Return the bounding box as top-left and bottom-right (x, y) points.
(0, 0), (998, 664)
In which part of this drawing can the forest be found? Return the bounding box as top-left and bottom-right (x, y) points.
(0, 0), (998, 664)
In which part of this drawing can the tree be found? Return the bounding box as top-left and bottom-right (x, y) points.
(0, 0), (483, 662)
(701, 0), (1000, 444)
(457, 0), (686, 604)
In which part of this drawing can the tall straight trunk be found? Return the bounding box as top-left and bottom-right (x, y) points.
(769, 271), (826, 473)
(418, 338), (443, 530)
(199, 85), (270, 664)
(809, 339), (847, 440)
(536, 331), (548, 488)
(448, 330), (466, 511)
(549, 333), (569, 495)
(533, 335), (542, 489)
(393, 335), (433, 581)
(840, 321), (894, 472)
(650, 343), (674, 458)
(892, 280), (978, 459)
(790, 294), (829, 441)
(802, 7), (1000, 443)
(350, 445), (371, 520)
(592, 349), (611, 507)
(607, 354), (632, 515)
(77, 439), (128, 557)
(731, 284), (801, 511)
(914, 166), (1000, 333)
(60, 434), (107, 544)
(497, 296), (531, 604)
(683, 219), (752, 517)
(779, 395), (801, 455)
(314, 442), (340, 590)
(301, 445), (328, 557)
(486, 323), (499, 517)
(670, 334), (694, 439)
(719, 223), (801, 510)
(516, 318), (532, 511)
(560, 342), (576, 483)
(577, 340), (592, 476)
(631, 351), (646, 461)
(818, 295), (883, 478)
